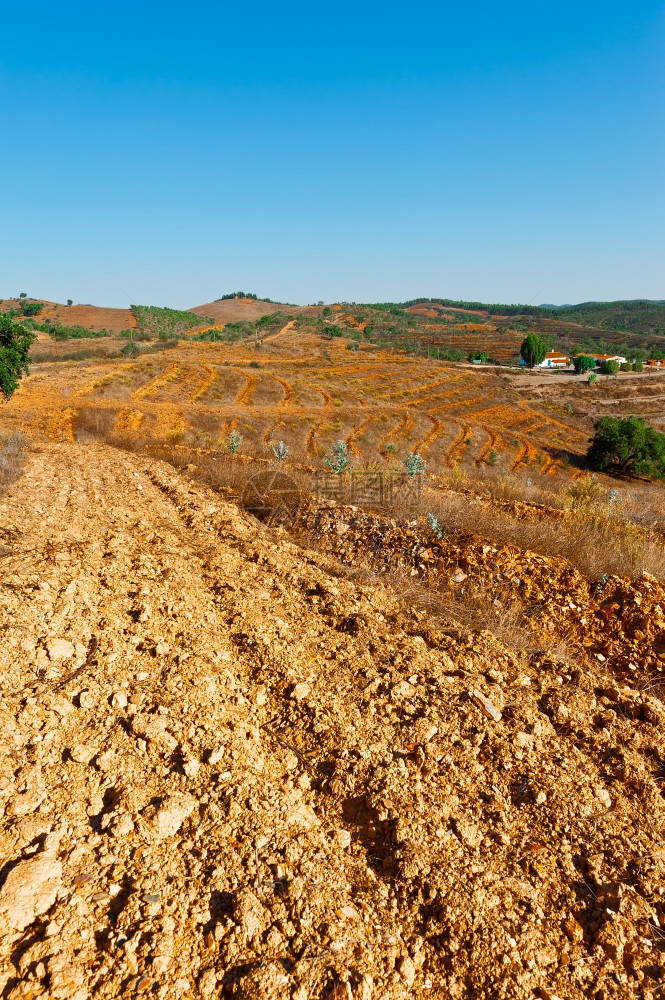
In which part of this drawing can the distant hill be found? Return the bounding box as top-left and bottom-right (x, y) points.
(190, 297), (314, 325)
(400, 297), (665, 335)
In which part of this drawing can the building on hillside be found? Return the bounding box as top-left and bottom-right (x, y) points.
(647, 359), (663, 368)
(519, 351), (570, 368)
(582, 353), (627, 365)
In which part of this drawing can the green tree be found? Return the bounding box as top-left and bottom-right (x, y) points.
(67, 299), (73, 306)
(574, 354), (596, 375)
(468, 350), (488, 363)
(520, 333), (547, 368)
(587, 416), (665, 478)
(0, 314), (36, 400)
(600, 359), (620, 376)
(633, 360), (644, 373)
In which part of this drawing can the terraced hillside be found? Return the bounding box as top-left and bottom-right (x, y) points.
(6, 326), (598, 476)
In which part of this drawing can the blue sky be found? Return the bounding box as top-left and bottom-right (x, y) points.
(1, 1), (664, 308)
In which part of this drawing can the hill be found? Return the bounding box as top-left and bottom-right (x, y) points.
(190, 298), (316, 325)
(1, 440), (665, 999)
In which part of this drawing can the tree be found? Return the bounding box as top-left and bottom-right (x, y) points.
(574, 354), (596, 375)
(520, 333), (547, 368)
(468, 350), (488, 363)
(0, 314), (36, 400)
(67, 299), (73, 306)
(600, 359), (620, 376)
(587, 415), (665, 478)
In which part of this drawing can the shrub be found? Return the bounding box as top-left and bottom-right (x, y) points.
(326, 440), (353, 474)
(600, 359), (620, 376)
(633, 360), (644, 373)
(468, 350), (488, 363)
(271, 440), (289, 463)
(402, 452), (426, 476)
(226, 429), (243, 455)
(574, 354), (596, 374)
(427, 513), (445, 539)
(520, 333), (547, 368)
(620, 362), (633, 372)
(587, 415), (665, 478)
(19, 301), (44, 317)
(488, 448), (499, 466)
(588, 372), (597, 385)
(0, 315), (36, 399)
(131, 305), (213, 339)
(120, 341), (139, 357)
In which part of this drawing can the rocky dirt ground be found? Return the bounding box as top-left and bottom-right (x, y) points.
(1, 443), (665, 1000)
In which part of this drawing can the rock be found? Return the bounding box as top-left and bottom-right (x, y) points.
(111, 813), (135, 836)
(182, 756), (201, 779)
(146, 793), (197, 840)
(198, 968), (218, 995)
(335, 829), (352, 849)
(452, 817), (481, 849)
(207, 747), (225, 765)
(70, 743), (97, 764)
(233, 888), (270, 941)
(398, 954), (416, 986)
(234, 963), (291, 999)
(0, 850), (62, 932)
(291, 682), (311, 701)
(470, 689), (502, 722)
(595, 785), (612, 808)
(132, 714), (178, 751)
(391, 680), (416, 700)
(47, 638), (75, 661)
(111, 690), (128, 709)
(451, 571), (467, 583)
(563, 916), (584, 943)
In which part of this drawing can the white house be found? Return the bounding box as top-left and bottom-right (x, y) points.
(520, 351), (570, 368)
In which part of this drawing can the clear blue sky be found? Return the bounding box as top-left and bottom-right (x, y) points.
(1, 1), (663, 308)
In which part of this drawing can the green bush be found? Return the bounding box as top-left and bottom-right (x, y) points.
(574, 355), (596, 374)
(587, 415), (665, 478)
(0, 315), (36, 399)
(620, 362), (633, 372)
(600, 359), (620, 376)
(402, 452), (426, 476)
(326, 440), (352, 474)
(468, 350), (488, 362)
(633, 360), (644, 373)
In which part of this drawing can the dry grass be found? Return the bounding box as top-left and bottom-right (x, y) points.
(71, 406), (665, 583)
(0, 430), (29, 491)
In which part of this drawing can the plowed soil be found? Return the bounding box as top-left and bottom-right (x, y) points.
(1, 442), (665, 1000)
